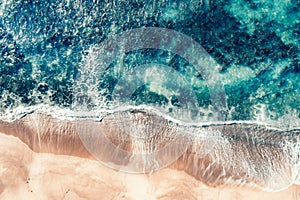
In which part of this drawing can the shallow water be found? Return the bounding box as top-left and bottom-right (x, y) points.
(0, 0), (299, 124)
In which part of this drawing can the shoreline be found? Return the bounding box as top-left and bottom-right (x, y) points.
(0, 111), (299, 199)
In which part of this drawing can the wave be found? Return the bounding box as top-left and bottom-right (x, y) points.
(1, 103), (300, 131)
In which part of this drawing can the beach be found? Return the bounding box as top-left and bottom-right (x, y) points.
(0, 113), (299, 200)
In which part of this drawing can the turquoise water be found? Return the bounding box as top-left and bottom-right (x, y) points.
(0, 0), (299, 127)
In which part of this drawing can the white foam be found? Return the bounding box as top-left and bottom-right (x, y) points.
(1, 103), (299, 133)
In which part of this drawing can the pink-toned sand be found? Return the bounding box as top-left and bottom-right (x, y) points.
(0, 132), (299, 200)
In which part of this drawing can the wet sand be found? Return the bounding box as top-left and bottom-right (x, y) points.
(0, 112), (299, 199)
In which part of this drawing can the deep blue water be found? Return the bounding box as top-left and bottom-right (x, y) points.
(0, 0), (299, 125)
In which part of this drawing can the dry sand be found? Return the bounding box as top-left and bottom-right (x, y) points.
(0, 132), (299, 200)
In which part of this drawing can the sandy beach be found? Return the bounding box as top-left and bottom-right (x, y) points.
(0, 112), (299, 199)
(0, 132), (299, 200)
